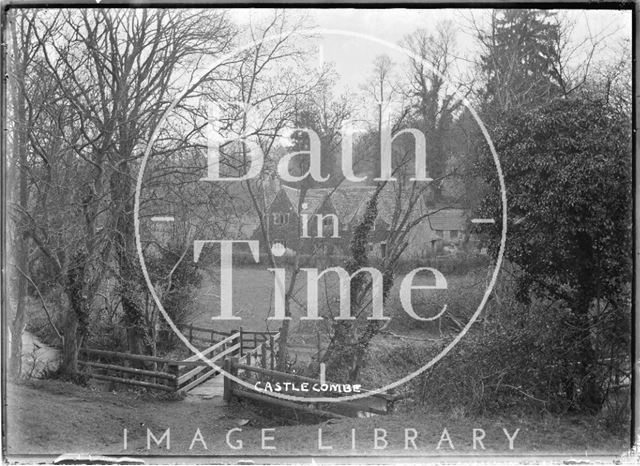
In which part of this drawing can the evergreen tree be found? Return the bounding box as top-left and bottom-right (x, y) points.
(479, 9), (563, 115)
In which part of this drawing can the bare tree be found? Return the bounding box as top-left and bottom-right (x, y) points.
(12, 8), (237, 374)
(200, 11), (330, 370)
(6, 10), (40, 378)
(403, 22), (471, 200)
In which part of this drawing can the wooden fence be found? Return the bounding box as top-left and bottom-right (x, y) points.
(178, 323), (233, 348)
(78, 327), (281, 393)
(223, 357), (406, 418)
(79, 348), (181, 392)
(79, 325), (408, 417)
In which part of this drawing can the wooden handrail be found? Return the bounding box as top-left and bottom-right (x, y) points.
(79, 348), (224, 368)
(181, 332), (240, 363)
(79, 361), (175, 381)
(178, 324), (232, 336)
(177, 343), (241, 386)
(238, 332), (279, 363)
(81, 372), (174, 392)
(80, 348), (177, 365)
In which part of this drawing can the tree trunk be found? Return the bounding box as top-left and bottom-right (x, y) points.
(59, 250), (90, 376)
(61, 312), (79, 375)
(572, 236), (604, 413)
(8, 9), (29, 380)
(322, 193), (384, 382)
(110, 161), (148, 356)
(573, 302), (602, 413)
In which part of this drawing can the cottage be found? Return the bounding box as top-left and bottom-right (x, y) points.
(252, 184), (473, 258)
(422, 207), (471, 254)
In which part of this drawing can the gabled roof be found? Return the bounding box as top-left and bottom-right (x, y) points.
(328, 186), (377, 224)
(281, 185), (326, 215)
(275, 184), (431, 229)
(425, 208), (467, 231)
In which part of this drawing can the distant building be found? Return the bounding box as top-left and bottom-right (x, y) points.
(424, 208), (471, 253)
(253, 184), (475, 258)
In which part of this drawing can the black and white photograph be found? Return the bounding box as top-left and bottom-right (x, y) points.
(1, 4), (635, 464)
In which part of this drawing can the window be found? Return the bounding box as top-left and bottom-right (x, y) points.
(272, 213), (289, 225)
(435, 229), (444, 238)
(273, 239), (286, 249)
(450, 230), (459, 240)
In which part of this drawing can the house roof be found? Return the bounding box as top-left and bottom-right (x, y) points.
(276, 184), (431, 228)
(281, 185), (326, 215)
(425, 208), (468, 231)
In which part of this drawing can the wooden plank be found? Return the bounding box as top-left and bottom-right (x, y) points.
(189, 334), (221, 344)
(177, 364), (211, 386)
(231, 388), (348, 419)
(81, 372), (174, 392)
(235, 384), (387, 415)
(181, 333), (239, 363)
(177, 343), (240, 385)
(233, 363), (323, 385)
(79, 361), (175, 380)
(80, 348), (176, 364)
(211, 342), (240, 361)
(232, 362), (393, 401)
(80, 348), (217, 368)
(179, 324), (231, 336)
(179, 368), (218, 392)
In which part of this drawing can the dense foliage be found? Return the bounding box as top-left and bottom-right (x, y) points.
(475, 95), (632, 412)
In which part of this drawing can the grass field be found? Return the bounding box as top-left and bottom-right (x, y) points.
(190, 265), (486, 333)
(188, 264), (487, 373)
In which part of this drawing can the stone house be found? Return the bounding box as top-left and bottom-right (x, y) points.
(253, 184), (473, 258)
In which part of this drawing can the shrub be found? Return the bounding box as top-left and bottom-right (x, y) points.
(386, 268), (488, 333)
(388, 269), (630, 418)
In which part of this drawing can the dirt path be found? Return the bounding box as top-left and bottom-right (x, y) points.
(185, 373), (225, 401)
(4, 380), (251, 457)
(4, 379), (629, 460)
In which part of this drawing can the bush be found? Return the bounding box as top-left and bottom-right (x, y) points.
(386, 268), (488, 333)
(388, 269), (630, 418)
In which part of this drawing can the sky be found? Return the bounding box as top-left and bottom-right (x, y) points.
(227, 8), (632, 95)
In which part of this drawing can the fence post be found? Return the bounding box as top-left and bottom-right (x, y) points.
(223, 359), (232, 401)
(239, 327), (244, 357)
(224, 357), (239, 402)
(189, 324), (193, 343)
(261, 343), (267, 370)
(269, 335), (275, 370)
(168, 363), (180, 392)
